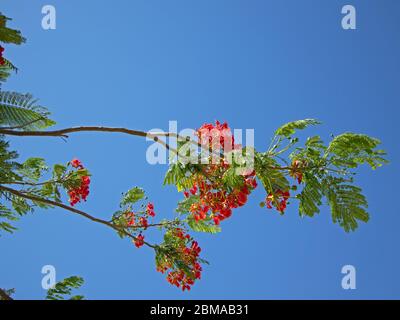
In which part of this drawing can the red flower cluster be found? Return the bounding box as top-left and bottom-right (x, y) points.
(185, 166), (257, 225)
(197, 120), (236, 150)
(182, 121), (258, 225)
(0, 46), (5, 65)
(157, 228), (202, 291)
(67, 159), (90, 206)
(134, 234), (145, 248)
(125, 202), (156, 230)
(266, 190), (290, 214)
(146, 202), (155, 217)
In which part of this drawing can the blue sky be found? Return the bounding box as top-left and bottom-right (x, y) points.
(0, 0), (399, 299)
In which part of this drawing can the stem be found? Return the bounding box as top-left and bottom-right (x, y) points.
(0, 185), (157, 249)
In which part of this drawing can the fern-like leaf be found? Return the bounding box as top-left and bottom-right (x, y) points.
(275, 119), (321, 138)
(0, 91), (55, 130)
(255, 152), (290, 193)
(326, 133), (388, 169)
(45, 276), (84, 300)
(323, 177), (369, 232)
(187, 217), (221, 233)
(297, 173), (323, 217)
(0, 13), (26, 45)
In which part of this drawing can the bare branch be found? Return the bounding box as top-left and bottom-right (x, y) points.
(0, 126), (225, 159)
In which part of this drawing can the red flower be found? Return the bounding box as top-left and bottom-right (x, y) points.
(67, 159), (90, 206)
(146, 202), (155, 217)
(70, 158), (83, 169)
(125, 212), (135, 226)
(266, 190), (290, 214)
(157, 230), (203, 291)
(68, 175), (90, 206)
(0, 46), (5, 66)
(213, 216), (221, 225)
(179, 121), (260, 226)
(220, 208), (232, 218)
(134, 234), (145, 248)
(139, 217), (149, 229)
(236, 192), (248, 207)
(190, 185), (198, 195)
(197, 120), (235, 151)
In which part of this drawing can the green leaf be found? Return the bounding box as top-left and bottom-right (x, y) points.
(0, 14), (26, 45)
(0, 58), (18, 84)
(275, 119), (321, 138)
(0, 204), (18, 234)
(121, 187), (145, 205)
(187, 217), (221, 234)
(297, 174), (323, 217)
(176, 195), (200, 214)
(255, 152), (290, 193)
(326, 133), (388, 169)
(163, 163), (194, 191)
(0, 91), (56, 130)
(53, 164), (67, 180)
(323, 176), (369, 232)
(45, 276), (85, 300)
(17, 157), (47, 182)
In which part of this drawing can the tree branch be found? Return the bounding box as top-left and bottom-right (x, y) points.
(0, 126), (174, 153)
(0, 126), (224, 159)
(0, 185), (158, 249)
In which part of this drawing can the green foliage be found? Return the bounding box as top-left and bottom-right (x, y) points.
(326, 133), (388, 169)
(155, 228), (208, 279)
(121, 187), (145, 205)
(176, 195), (200, 214)
(0, 204), (17, 234)
(0, 91), (56, 130)
(164, 162), (195, 191)
(0, 13), (25, 84)
(275, 119), (321, 138)
(221, 166), (244, 189)
(0, 13), (26, 45)
(187, 216), (221, 234)
(287, 129), (388, 231)
(322, 177), (369, 232)
(0, 58), (17, 84)
(53, 164), (67, 180)
(0, 138), (21, 183)
(296, 173), (323, 217)
(45, 276), (84, 300)
(17, 158), (48, 182)
(255, 152), (290, 193)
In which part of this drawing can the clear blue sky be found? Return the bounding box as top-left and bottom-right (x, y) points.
(1, 0), (399, 299)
